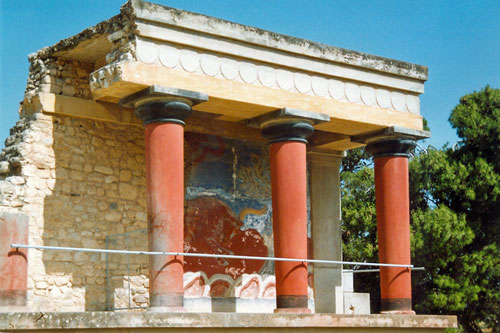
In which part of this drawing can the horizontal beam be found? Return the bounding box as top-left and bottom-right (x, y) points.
(91, 61), (425, 135)
(35, 93), (355, 150)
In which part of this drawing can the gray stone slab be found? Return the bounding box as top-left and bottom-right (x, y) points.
(129, 1), (427, 81)
(352, 126), (431, 143)
(247, 108), (330, 128)
(119, 85), (209, 108)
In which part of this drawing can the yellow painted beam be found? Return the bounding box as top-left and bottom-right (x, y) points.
(39, 92), (141, 126)
(38, 93), (358, 151)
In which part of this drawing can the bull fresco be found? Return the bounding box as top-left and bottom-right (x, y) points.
(184, 196), (268, 279)
(183, 133), (273, 281)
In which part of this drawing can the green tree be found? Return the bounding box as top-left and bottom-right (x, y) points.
(341, 87), (500, 332)
(340, 160), (381, 310)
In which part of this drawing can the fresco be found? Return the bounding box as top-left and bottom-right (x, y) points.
(183, 133), (273, 281)
(184, 196), (267, 279)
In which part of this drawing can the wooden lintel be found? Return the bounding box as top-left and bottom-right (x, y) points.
(37, 93), (359, 152)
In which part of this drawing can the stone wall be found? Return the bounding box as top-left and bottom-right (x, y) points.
(1, 111), (147, 311)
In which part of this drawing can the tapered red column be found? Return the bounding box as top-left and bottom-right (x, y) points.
(144, 120), (185, 309)
(120, 85), (208, 311)
(262, 120), (315, 313)
(366, 138), (416, 314)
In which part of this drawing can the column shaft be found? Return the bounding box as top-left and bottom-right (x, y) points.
(145, 122), (185, 308)
(374, 156), (412, 313)
(120, 86), (208, 311)
(270, 141), (309, 310)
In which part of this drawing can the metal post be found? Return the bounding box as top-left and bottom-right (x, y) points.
(105, 236), (111, 311)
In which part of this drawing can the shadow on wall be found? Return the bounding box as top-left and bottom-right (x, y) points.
(42, 116), (147, 311)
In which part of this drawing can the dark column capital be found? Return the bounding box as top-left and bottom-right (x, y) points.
(262, 121), (314, 144)
(134, 100), (192, 126)
(119, 85), (208, 126)
(352, 126), (431, 159)
(365, 138), (416, 158)
(247, 107), (329, 144)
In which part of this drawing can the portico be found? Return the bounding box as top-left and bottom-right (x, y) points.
(0, 1), (458, 330)
(78, 0), (429, 314)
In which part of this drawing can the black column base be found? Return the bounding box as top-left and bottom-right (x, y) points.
(276, 295), (309, 309)
(381, 298), (413, 313)
(149, 292), (184, 308)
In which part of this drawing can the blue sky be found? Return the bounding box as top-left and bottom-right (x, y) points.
(1, 0), (499, 149)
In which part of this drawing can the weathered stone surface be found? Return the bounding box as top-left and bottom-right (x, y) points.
(0, 162), (9, 174)
(118, 183), (137, 200)
(1, 113), (146, 312)
(94, 165), (114, 175)
(0, 312), (457, 331)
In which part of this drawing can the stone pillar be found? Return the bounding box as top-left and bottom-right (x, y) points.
(366, 137), (416, 314)
(120, 86), (208, 311)
(308, 151), (343, 313)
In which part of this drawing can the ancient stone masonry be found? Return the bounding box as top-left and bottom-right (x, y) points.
(1, 109), (148, 311)
(24, 58), (94, 101)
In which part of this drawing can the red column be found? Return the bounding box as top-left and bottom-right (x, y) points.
(0, 213), (29, 308)
(367, 137), (416, 314)
(374, 156), (413, 313)
(145, 122), (185, 309)
(270, 141), (309, 312)
(262, 120), (314, 313)
(120, 86), (208, 311)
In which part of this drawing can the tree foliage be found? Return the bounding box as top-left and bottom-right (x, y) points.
(341, 86), (500, 332)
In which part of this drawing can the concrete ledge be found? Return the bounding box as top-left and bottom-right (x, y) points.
(0, 312), (457, 331)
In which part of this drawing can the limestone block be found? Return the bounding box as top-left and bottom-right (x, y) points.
(0, 162), (9, 174)
(40, 84), (62, 94)
(105, 210), (122, 222)
(119, 183), (137, 200)
(73, 252), (88, 263)
(62, 84), (76, 96)
(35, 281), (48, 289)
(94, 166), (114, 175)
(343, 292), (370, 314)
(33, 289), (48, 296)
(69, 163), (84, 171)
(119, 170), (132, 181)
(87, 173), (105, 183)
(8, 176), (25, 186)
(54, 276), (69, 287)
(49, 288), (62, 299)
